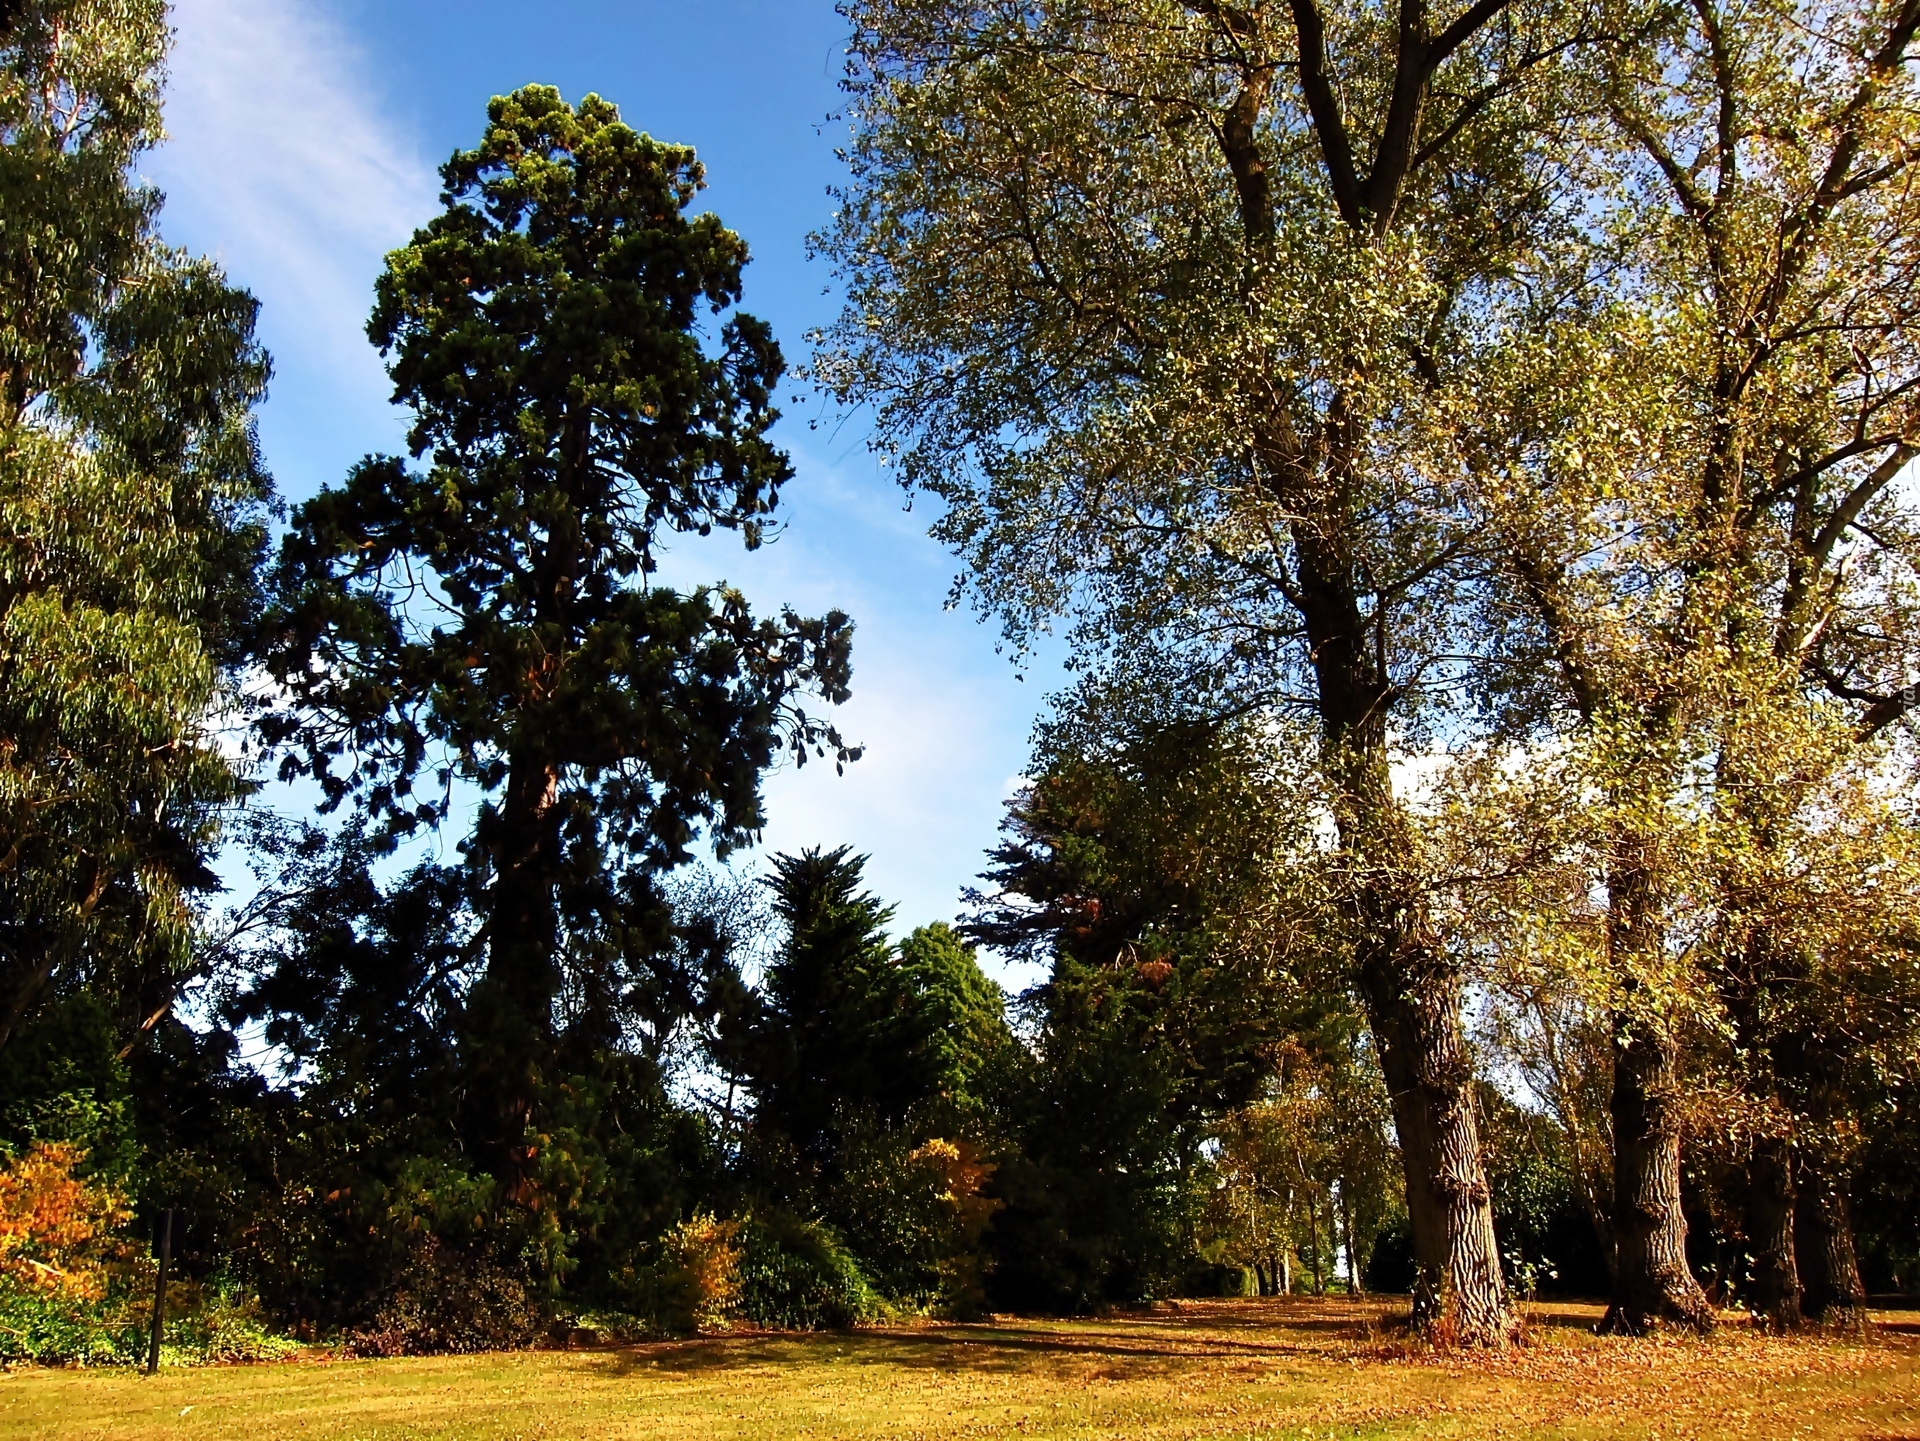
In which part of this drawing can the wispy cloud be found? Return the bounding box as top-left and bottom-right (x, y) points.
(146, 0), (438, 495)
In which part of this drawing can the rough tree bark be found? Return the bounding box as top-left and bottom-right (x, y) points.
(473, 752), (564, 1199)
(1600, 860), (1715, 1334)
(1602, 1020), (1714, 1332)
(1296, 490), (1512, 1344)
(1718, 924), (1804, 1330)
(1509, 546), (1712, 1334)
(1743, 1135), (1802, 1330)
(1796, 1162), (1868, 1328)
(1360, 931), (1510, 1339)
(1212, 0), (1523, 1344)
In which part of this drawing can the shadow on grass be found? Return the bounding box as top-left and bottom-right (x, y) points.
(585, 1297), (1401, 1381)
(575, 1293), (1920, 1384)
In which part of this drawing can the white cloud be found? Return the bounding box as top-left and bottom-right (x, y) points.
(146, 0), (438, 493)
(156, 0), (432, 320)
(645, 435), (1053, 955)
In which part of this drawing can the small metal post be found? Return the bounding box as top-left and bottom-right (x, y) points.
(147, 1207), (173, 1375)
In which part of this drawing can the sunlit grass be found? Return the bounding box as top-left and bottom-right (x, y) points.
(4, 1297), (1915, 1440)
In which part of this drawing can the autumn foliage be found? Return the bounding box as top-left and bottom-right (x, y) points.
(0, 1142), (131, 1300)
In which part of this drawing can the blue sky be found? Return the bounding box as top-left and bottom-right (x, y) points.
(147, 0), (1060, 974)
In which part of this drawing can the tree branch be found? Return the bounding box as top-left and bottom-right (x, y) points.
(1285, 0), (1365, 229)
(1809, 445), (1917, 576)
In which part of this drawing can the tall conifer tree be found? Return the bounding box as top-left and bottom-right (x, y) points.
(264, 88), (854, 1189)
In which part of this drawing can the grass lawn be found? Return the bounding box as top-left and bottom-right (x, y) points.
(4, 1297), (1916, 1441)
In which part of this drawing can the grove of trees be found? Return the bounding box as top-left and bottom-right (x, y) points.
(0, 0), (1914, 1365)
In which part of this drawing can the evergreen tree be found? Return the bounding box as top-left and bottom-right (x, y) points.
(967, 683), (1331, 1308)
(261, 87), (855, 1190)
(751, 847), (905, 1163)
(746, 848), (1007, 1169)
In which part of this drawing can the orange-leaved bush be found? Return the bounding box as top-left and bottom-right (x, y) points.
(0, 1142), (131, 1300)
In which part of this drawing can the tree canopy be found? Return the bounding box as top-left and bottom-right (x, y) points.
(0, 0), (272, 1052)
(1, 0), (1917, 1367)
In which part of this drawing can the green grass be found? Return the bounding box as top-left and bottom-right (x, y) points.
(3, 1298), (1915, 1440)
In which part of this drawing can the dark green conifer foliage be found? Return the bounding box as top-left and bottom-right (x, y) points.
(261, 87), (855, 1184)
(749, 849), (1006, 1170)
(752, 846), (902, 1166)
(893, 921), (1006, 1123)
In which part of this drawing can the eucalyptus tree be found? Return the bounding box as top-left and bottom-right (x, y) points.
(0, 0), (273, 1051)
(263, 88), (855, 1195)
(820, 0), (1600, 1343)
(1468, 0), (1920, 1330)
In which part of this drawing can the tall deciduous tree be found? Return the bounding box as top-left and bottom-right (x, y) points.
(1468, 0), (1920, 1331)
(0, 0), (273, 1051)
(819, 0), (1597, 1343)
(263, 87), (855, 1191)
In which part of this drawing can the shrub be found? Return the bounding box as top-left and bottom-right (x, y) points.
(0, 1141), (147, 1364)
(831, 1128), (1000, 1314)
(1181, 1262), (1256, 1298)
(347, 1236), (544, 1356)
(0, 1141), (130, 1292)
(167, 1281), (300, 1364)
(734, 1213), (881, 1330)
(639, 1214), (740, 1334)
(0, 1277), (147, 1365)
(1363, 1216), (1416, 1294)
(911, 1138), (1000, 1317)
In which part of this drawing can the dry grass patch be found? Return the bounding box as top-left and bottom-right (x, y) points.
(1, 1297), (1914, 1440)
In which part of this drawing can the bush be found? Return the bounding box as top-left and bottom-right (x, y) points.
(1363, 1216), (1416, 1294)
(167, 1281), (300, 1364)
(0, 1140), (148, 1364)
(734, 1213), (881, 1330)
(830, 1128), (1000, 1314)
(629, 1213), (740, 1334)
(0, 1279), (147, 1365)
(346, 1237), (545, 1357)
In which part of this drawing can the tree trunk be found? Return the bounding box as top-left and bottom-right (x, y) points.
(1796, 1161), (1867, 1328)
(493, 756), (562, 1007)
(473, 752), (563, 1198)
(1602, 1021), (1715, 1332)
(1341, 1184), (1361, 1295)
(1358, 927), (1513, 1344)
(1296, 541), (1513, 1344)
(1743, 1134), (1802, 1329)
(1306, 1188), (1325, 1294)
(1600, 852), (1714, 1335)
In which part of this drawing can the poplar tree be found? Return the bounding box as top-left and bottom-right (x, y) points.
(819, 0), (1596, 1343)
(1468, 0), (1920, 1331)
